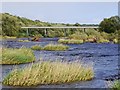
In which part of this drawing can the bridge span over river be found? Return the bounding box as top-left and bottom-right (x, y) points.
(21, 26), (99, 37)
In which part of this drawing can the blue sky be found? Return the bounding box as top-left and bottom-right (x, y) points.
(2, 2), (118, 24)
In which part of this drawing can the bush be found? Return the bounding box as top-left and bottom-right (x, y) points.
(58, 39), (83, 44)
(112, 80), (120, 90)
(31, 45), (42, 50)
(43, 44), (69, 51)
(1, 47), (35, 64)
(3, 61), (94, 86)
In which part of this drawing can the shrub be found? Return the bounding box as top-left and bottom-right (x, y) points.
(31, 45), (42, 50)
(1, 47), (35, 64)
(43, 44), (69, 51)
(3, 61), (94, 86)
(112, 80), (120, 90)
(58, 39), (83, 44)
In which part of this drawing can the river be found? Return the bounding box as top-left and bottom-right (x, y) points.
(1, 38), (119, 88)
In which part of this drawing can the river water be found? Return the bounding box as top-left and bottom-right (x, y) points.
(1, 38), (119, 88)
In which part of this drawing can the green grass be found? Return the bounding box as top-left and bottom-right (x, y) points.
(43, 44), (69, 51)
(1, 47), (35, 64)
(112, 80), (120, 90)
(58, 39), (83, 44)
(3, 61), (94, 86)
(31, 45), (42, 50)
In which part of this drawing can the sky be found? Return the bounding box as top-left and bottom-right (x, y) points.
(2, 2), (118, 24)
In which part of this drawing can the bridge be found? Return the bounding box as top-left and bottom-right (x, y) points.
(21, 26), (99, 37)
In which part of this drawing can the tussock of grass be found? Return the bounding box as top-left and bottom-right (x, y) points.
(43, 44), (69, 51)
(31, 45), (42, 50)
(58, 39), (83, 44)
(3, 61), (94, 86)
(97, 39), (109, 43)
(69, 33), (88, 40)
(31, 44), (69, 51)
(18, 40), (30, 42)
(1, 47), (35, 64)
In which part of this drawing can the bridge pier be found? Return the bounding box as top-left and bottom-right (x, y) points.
(26, 28), (30, 40)
(44, 28), (47, 37)
(26, 28), (29, 36)
(83, 28), (86, 33)
(64, 28), (67, 37)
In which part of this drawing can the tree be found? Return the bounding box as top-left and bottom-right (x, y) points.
(73, 23), (80, 26)
(99, 16), (120, 33)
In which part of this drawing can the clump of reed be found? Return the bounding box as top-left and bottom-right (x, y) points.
(68, 33), (88, 40)
(18, 40), (30, 42)
(1, 47), (35, 64)
(58, 39), (83, 44)
(31, 44), (69, 51)
(3, 61), (94, 86)
(43, 44), (69, 51)
(31, 45), (42, 50)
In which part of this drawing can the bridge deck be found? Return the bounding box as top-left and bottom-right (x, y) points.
(21, 26), (99, 29)
(21, 26), (99, 38)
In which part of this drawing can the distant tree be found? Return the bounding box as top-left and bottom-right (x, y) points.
(66, 23), (71, 26)
(73, 23), (80, 26)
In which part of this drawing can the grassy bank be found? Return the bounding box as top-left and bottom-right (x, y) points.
(58, 39), (83, 44)
(3, 61), (94, 86)
(1, 47), (35, 64)
(31, 44), (69, 51)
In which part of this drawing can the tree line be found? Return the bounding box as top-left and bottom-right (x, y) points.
(1, 13), (120, 38)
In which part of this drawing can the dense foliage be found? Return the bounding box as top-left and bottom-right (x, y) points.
(99, 16), (120, 33)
